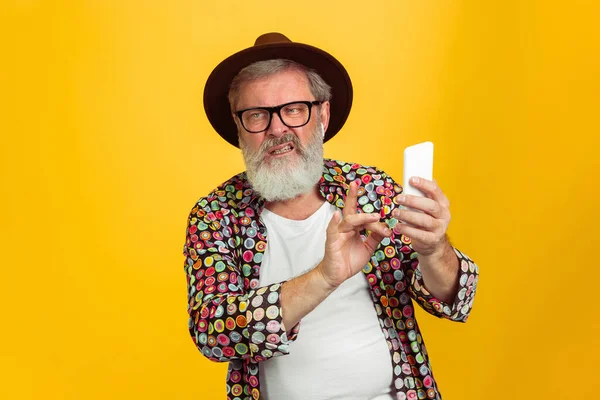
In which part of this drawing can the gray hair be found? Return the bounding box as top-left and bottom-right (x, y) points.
(228, 59), (332, 111)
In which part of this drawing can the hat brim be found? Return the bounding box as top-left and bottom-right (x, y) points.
(203, 41), (353, 148)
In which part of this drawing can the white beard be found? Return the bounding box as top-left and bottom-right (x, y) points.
(239, 124), (324, 202)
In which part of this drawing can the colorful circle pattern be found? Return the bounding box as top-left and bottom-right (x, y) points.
(183, 158), (479, 400)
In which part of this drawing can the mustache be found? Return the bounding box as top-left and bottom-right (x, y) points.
(258, 133), (303, 156)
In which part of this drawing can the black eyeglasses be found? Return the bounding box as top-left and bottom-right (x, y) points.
(235, 100), (323, 133)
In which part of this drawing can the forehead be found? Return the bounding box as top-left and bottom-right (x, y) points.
(236, 69), (313, 109)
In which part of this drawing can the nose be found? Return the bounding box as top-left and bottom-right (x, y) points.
(267, 111), (288, 137)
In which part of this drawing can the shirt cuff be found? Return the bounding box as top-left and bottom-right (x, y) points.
(245, 282), (300, 362)
(409, 248), (479, 322)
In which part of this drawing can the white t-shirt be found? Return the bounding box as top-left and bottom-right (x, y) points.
(257, 201), (394, 400)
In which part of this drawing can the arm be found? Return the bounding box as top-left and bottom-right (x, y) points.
(414, 237), (459, 303)
(279, 267), (333, 333)
(184, 200), (297, 363)
(388, 175), (479, 321)
(399, 237), (479, 322)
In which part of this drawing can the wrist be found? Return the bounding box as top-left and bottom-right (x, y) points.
(418, 240), (455, 269)
(312, 262), (339, 294)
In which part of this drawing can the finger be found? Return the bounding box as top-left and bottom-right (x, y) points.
(392, 208), (438, 231)
(343, 181), (359, 216)
(394, 223), (436, 245)
(364, 221), (393, 238)
(395, 195), (443, 218)
(408, 177), (448, 205)
(326, 210), (342, 240)
(432, 179), (450, 209)
(338, 212), (380, 233)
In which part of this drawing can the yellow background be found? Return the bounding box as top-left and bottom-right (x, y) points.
(2, 0), (599, 399)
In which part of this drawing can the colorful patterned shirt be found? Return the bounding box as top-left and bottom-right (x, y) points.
(183, 158), (479, 400)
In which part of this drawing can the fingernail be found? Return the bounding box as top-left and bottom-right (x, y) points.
(397, 195), (406, 203)
(411, 177), (420, 184)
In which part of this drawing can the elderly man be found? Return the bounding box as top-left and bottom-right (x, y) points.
(183, 33), (478, 400)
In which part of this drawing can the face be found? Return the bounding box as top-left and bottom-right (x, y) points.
(234, 69), (331, 201)
(234, 69), (330, 163)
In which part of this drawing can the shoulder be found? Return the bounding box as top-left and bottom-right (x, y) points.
(187, 172), (256, 220)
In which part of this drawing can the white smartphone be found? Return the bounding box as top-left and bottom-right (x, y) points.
(403, 141), (434, 197)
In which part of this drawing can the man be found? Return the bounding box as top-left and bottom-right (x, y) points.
(184, 33), (478, 400)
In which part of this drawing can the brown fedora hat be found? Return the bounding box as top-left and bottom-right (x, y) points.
(203, 32), (353, 148)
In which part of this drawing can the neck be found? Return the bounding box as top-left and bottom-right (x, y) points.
(264, 185), (325, 220)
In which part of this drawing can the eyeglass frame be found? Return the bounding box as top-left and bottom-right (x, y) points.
(234, 100), (323, 134)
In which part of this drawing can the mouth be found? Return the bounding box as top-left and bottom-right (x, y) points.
(267, 142), (295, 156)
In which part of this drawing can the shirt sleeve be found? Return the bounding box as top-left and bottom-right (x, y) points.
(183, 199), (299, 363)
(381, 171), (479, 322)
(403, 243), (479, 322)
